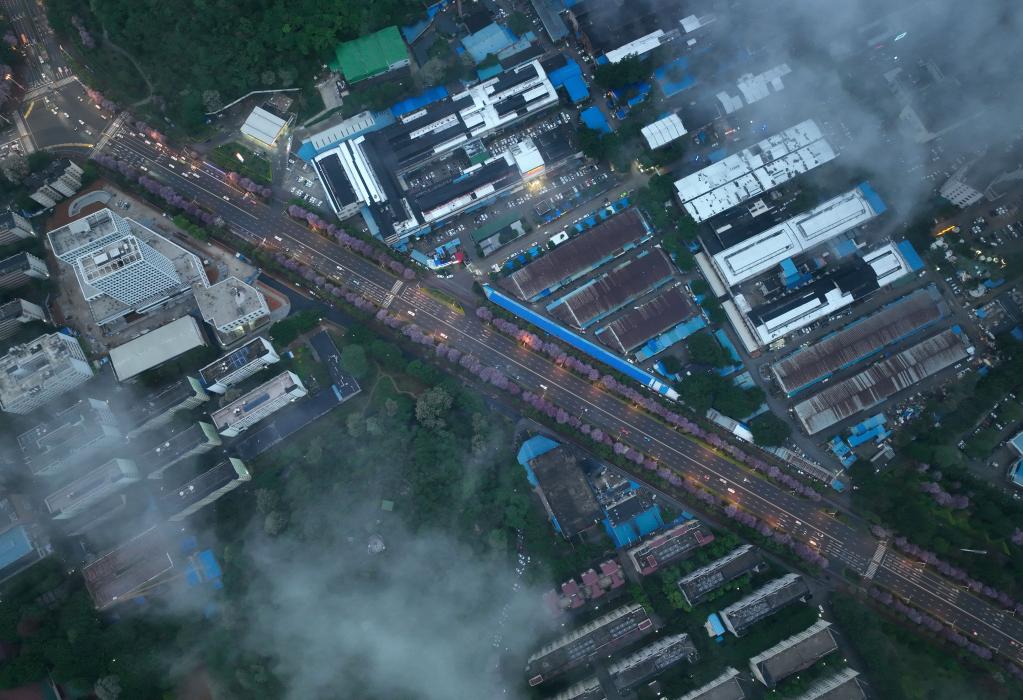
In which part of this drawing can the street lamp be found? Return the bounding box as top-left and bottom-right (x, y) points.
(4, 73), (25, 91)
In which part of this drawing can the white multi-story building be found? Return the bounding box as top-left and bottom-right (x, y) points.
(47, 209), (207, 326)
(0, 332), (93, 414)
(194, 276), (270, 344)
(940, 153), (1023, 208)
(198, 336), (279, 394)
(211, 371), (307, 437)
(0, 298), (47, 340)
(0, 210), (35, 246)
(0, 252), (49, 291)
(27, 160), (84, 209)
(44, 458), (140, 520)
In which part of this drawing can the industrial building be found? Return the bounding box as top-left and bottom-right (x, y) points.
(145, 422), (222, 479)
(47, 209), (208, 326)
(548, 249), (675, 330)
(0, 209), (35, 245)
(199, 336), (279, 393)
(792, 668), (865, 700)
(642, 114), (687, 149)
(525, 603), (657, 686)
(676, 667), (745, 700)
(0, 331), (93, 414)
(677, 544), (765, 607)
(108, 316), (208, 382)
(313, 60), (558, 242)
(627, 520), (715, 576)
(211, 370), (308, 437)
(719, 573), (810, 636)
(124, 376), (211, 437)
(0, 251), (49, 291)
(750, 619), (838, 687)
(194, 276), (270, 344)
(710, 184), (885, 289)
(0, 298), (46, 340)
(26, 159), (83, 209)
(524, 445), (602, 538)
(17, 397), (121, 477)
(595, 285), (695, 355)
(608, 633), (698, 693)
(82, 526), (176, 610)
(328, 25), (408, 83)
(770, 286), (947, 396)
(793, 327), (973, 434)
(240, 105), (288, 148)
(502, 208), (651, 301)
(674, 120), (837, 223)
(716, 64), (792, 114)
(44, 458), (140, 520)
(543, 559), (626, 614)
(565, 0), (685, 63)
(551, 677), (605, 700)
(161, 457), (251, 521)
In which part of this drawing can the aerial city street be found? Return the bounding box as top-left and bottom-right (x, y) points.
(0, 0), (1021, 698)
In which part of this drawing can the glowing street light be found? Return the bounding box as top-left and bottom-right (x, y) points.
(234, 152), (245, 163)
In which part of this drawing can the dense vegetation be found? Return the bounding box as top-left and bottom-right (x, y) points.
(48, 0), (422, 129)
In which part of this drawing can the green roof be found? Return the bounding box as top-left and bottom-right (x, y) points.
(471, 213), (521, 243)
(330, 26), (408, 82)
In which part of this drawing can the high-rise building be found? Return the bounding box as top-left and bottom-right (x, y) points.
(124, 376), (210, 436)
(47, 209), (207, 326)
(0, 298), (47, 340)
(0, 252), (49, 291)
(17, 398), (122, 477)
(939, 148), (1023, 208)
(198, 336), (279, 394)
(194, 276), (270, 344)
(145, 421), (222, 478)
(161, 458), (251, 521)
(211, 371), (307, 437)
(44, 458), (140, 519)
(0, 332), (93, 414)
(0, 210), (35, 246)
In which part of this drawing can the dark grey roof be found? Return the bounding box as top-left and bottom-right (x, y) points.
(750, 621), (838, 688)
(596, 285), (694, 353)
(677, 545), (764, 606)
(529, 447), (601, 537)
(159, 459), (245, 515)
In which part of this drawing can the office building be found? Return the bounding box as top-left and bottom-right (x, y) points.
(107, 315), (207, 382)
(211, 370), (307, 437)
(609, 633), (698, 693)
(0, 332), (93, 414)
(161, 457), (251, 521)
(44, 458), (140, 520)
(0, 252), (49, 291)
(82, 526), (176, 610)
(199, 336), (279, 393)
(124, 376), (211, 436)
(940, 146), (1023, 208)
(674, 120), (837, 223)
(194, 276), (270, 344)
(18, 397), (121, 477)
(0, 210), (35, 245)
(0, 494), (51, 584)
(719, 573), (809, 636)
(47, 209), (207, 326)
(26, 159), (84, 208)
(627, 520), (715, 576)
(885, 60), (983, 144)
(677, 545), (765, 607)
(792, 668), (865, 700)
(0, 298), (46, 340)
(526, 603), (657, 686)
(676, 667), (745, 700)
(145, 421), (222, 478)
(750, 619), (838, 687)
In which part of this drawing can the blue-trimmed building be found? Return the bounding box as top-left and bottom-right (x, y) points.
(516, 437), (602, 538)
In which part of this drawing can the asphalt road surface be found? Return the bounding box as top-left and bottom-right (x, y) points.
(94, 122), (1023, 668)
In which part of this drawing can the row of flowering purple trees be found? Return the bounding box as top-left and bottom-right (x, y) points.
(284, 204), (416, 281)
(224, 171), (271, 199)
(92, 153), (219, 227)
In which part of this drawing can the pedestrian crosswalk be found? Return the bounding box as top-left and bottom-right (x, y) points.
(864, 540), (887, 579)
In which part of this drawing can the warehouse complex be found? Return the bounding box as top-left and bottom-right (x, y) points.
(793, 327), (973, 434)
(595, 285), (695, 355)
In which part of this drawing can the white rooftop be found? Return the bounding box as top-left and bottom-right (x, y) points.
(752, 286), (855, 346)
(712, 186), (879, 287)
(863, 244), (910, 287)
(194, 276), (269, 330)
(736, 64), (792, 105)
(642, 114), (687, 149)
(241, 106), (287, 146)
(674, 120), (837, 222)
(307, 111), (378, 152)
(108, 316), (207, 381)
(680, 14), (716, 33)
(509, 138), (545, 175)
(604, 30), (665, 64)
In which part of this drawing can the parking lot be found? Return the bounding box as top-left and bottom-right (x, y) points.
(281, 157), (328, 210)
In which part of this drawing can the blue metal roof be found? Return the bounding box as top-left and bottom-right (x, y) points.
(580, 106), (611, 134)
(857, 181), (887, 215)
(390, 85), (449, 118)
(462, 23), (516, 63)
(0, 525), (34, 571)
(896, 240), (925, 271)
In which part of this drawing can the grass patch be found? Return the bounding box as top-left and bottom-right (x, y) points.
(423, 287), (465, 314)
(210, 142), (272, 184)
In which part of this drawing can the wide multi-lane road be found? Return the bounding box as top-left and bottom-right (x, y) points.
(97, 124), (1023, 667)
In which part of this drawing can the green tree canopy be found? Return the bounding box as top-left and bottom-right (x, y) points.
(340, 344), (369, 379)
(750, 413), (792, 447)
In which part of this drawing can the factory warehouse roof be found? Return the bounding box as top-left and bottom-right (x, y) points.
(108, 316), (207, 381)
(241, 106), (287, 147)
(793, 327), (973, 434)
(528, 447), (602, 537)
(642, 114), (687, 149)
(595, 285), (694, 354)
(674, 120), (837, 222)
(711, 184), (884, 288)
